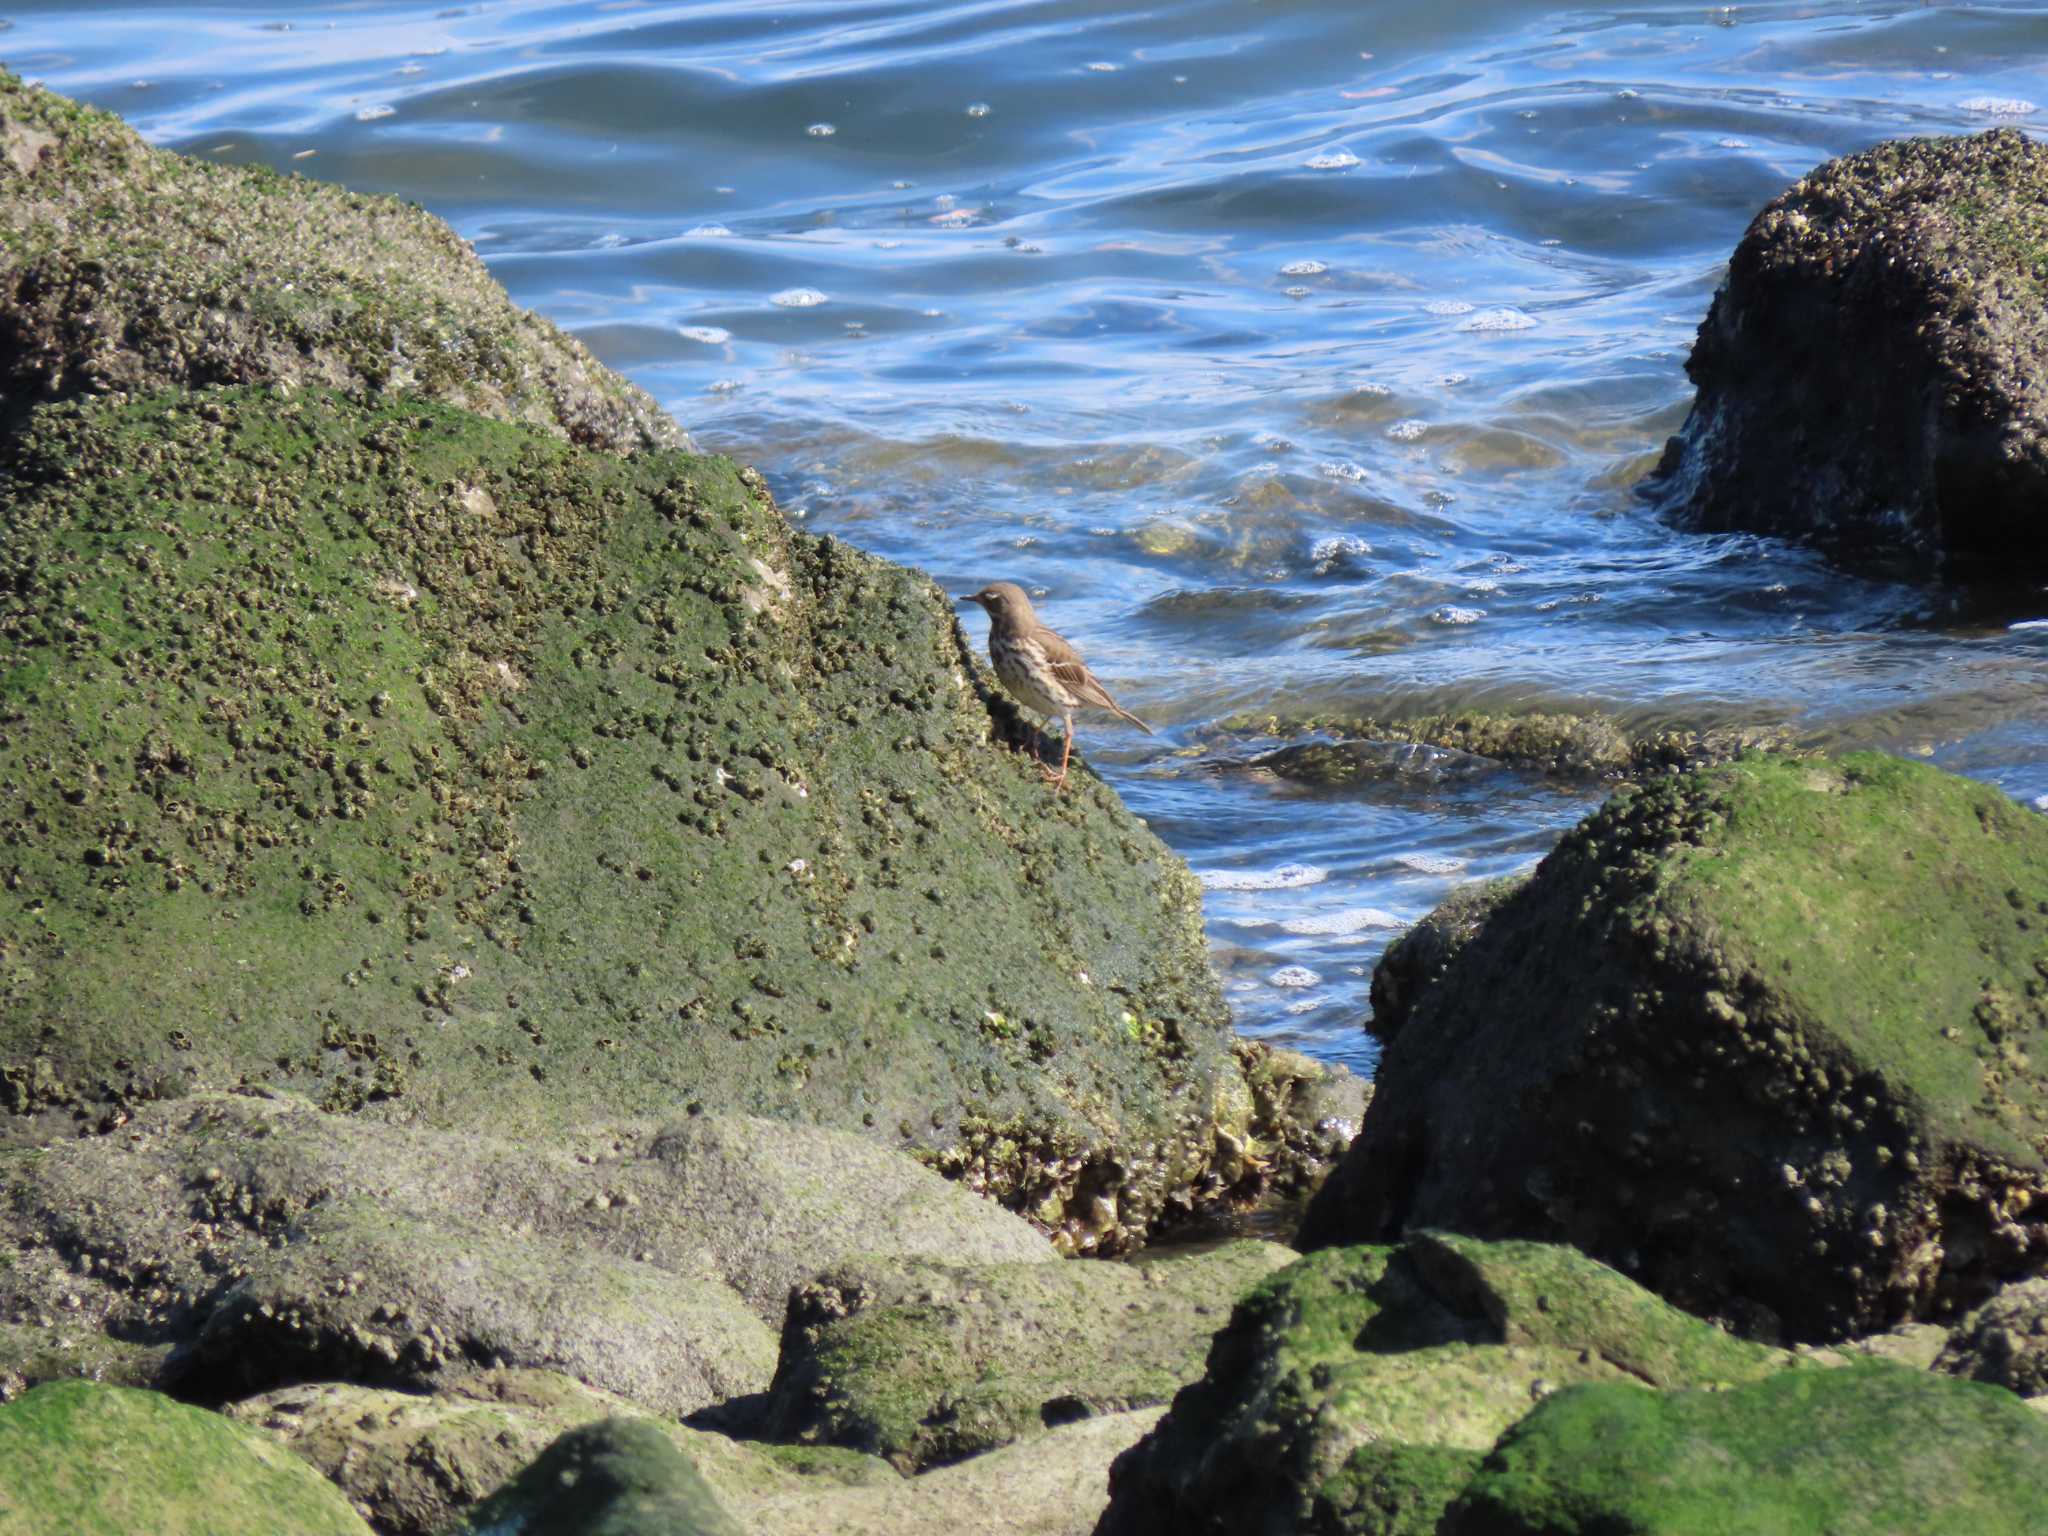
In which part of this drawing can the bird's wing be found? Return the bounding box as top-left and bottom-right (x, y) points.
(1039, 629), (1153, 733)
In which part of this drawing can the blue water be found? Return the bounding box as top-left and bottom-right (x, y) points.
(16, 0), (2048, 1073)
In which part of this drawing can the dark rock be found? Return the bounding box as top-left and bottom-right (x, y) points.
(761, 1239), (1294, 1471)
(1936, 1275), (2048, 1398)
(0, 72), (679, 454)
(1366, 876), (1524, 1046)
(453, 1418), (744, 1536)
(0, 1380), (373, 1534)
(1647, 129), (2048, 577)
(1443, 1362), (2048, 1535)
(1301, 752), (2048, 1342)
(1094, 1233), (1787, 1536)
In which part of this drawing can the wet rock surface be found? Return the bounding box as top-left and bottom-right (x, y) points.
(1648, 129), (2048, 577)
(760, 1239), (1294, 1471)
(0, 71), (678, 453)
(0, 1092), (1050, 1413)
(0, 1379), (374, 1535)
(1444, 1361), (2048, 1535)
(1094, 1232), (1788, 1536)
(1302, 752), (2048, 1342)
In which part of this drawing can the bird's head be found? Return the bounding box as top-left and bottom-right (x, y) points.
(961, 581), (1036, 626)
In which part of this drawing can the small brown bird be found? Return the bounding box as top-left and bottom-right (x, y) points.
(963, 581), (1152, 791)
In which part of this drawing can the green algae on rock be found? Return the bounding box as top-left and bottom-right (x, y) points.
(0, 1379), (373, 1536)
(0, 72), (677, 454)
(0, 1092), (1049, 1412)
(1442, 1361), (2048, 1536)
(1094, 1232), (1788, 1536)
(760, 1238), (1295, 1472)
(0, 386), (1259, 1243)
(454, 1417), (745, 1536)
(1648, 129), (2048, 577)
(1301, 752), (2048, 1341)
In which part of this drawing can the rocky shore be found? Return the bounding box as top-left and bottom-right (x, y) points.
(4, 76), (2047, 1536)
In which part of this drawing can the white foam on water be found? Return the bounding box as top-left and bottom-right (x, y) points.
(1386, 419), (1429, 441)
(707, 379), (742, 394)
(1423, 298), (1474, 315)
(1311, 533), (1373, 563)
(1718, 137), (1750, 149)
(2007, 619), (2048, 631)
(1285, 285), (1313, 298)
(1285, 997), (1324, 1014)
(394, 62), (424, 76)
(1305, 149), (1361, 169)
(1279, 908), (1405, 936)
(806, 122), (837, 136)
(685, 224), (733, 238)
(1281, 259), (1328, 276)
(1961, 97), (2037, 116)
(1317, 461), (1368, 484)
(1199, 863), (1328, 891)
(1269, 965), (1323, 988)
(1396, 852), (1468, 875)
(1086, 60), (1121, 72)
(1430, 605), (1486, 625)
(676, 325), (731, 344)
(930, 208), (977, 228)
(1465, 578), (1502, 595)
(2033, 794), (2048, 812)
(1461, 307), (1538, 331)
(966, 101), (991, 117)
(354, 103), (395, 121)
(770, 287), (829, 307)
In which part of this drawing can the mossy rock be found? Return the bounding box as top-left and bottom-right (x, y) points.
(761, 1239), (1295, 1471)
(0, 1380), (372, 1535)
(1094, 1233), (1788, 1536)
(1443, 1361), (2048, 1535)
(0, 73), (676, 454)
(1648, 129), (2048, 577)
(454, 1417), (743, 1536)
(1303, 752), (2048, 1340)
(0, 386), (1250, 1240)
(1, 1093), (1049, 1414)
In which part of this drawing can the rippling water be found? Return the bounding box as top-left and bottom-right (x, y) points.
(16, 0), (2048, 1073)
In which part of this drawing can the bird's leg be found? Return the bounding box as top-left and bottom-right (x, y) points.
(1051, 714), (1074, 791)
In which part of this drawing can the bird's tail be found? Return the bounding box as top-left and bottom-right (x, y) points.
(1108, 699), (1154, 735)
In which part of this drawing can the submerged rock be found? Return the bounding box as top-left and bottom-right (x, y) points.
(1301, 752), (2048, 1341)
(0, 1379), (373, 1535)
(0, 1092), (1048, 1413)
(0, 72), (677, 453)
(1094, 1232), (1788, 1536)
(760, 1239), (1295, 1471)
(0, 386), (1265, 1243)
(1444, 1362), (2048, 1535)
(1648, 129), (2048, 577)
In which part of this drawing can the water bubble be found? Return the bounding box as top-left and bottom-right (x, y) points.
(1430, 606), (1485, 625)
(1386, 420), (1429, 441)
(1465, 578), (1502, 595)
(1285, 997), (1323, 1015)
(1199, 863), (1327, 892)
(1284, 285), (1312, 298)
(1396, 852), (1467, 875)
(966, 101), (991, 117)
(354, 103), (395, 122)
(1423, 298), (1474, 316)
(1305, 149), (1361, 170)
(1461, 307), (1538, 332)
(676, 325), (731, 344)
(1280, 259), (1328, 276)
(806, 122), (837, 137)
(1960, 97), (2037, 117)
(685, 223), (733, 238)
(770, 287), (829, 307)
(1269, 965), (1323, 988)
(1317, 462), (1368, 484)
(1279, 908), (1405, 936)
(1311, 533), (1373, 567)
(1616, 87), (1642, 100)
(1253, 431), (1294, 453)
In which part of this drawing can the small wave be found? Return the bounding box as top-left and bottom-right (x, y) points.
(1317, 462), (1368, 484)
(1423, 299), (1474, 316)
(676, 325), (731, 344)
(1281, 259), (1328, 276)
(1960, 97), (2036, 117)
(1430, 605), (1485, 625)
(1200, 863), (1328, 891)
(354, 103), (395, 122)
(1305, 149), (1361, 170)
(1279, 908), (1404, 936)
(1460, 307), (1537, 332)
(685, 224), (733, 238)
(1395, 852), (1467, 875)
(770, 287), (829, 307)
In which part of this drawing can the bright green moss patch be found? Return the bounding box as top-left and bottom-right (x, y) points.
(1449, 1362), (2048, 1536)
(0, 1381), (372, 1536)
